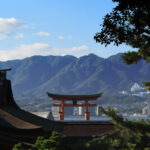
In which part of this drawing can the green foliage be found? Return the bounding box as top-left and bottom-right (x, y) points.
(13, 131), (65, 150)
(94, 0), (150, 63)
(12, 143), (26, 150)
(30, 131), (65, 150)
(100, 107), (150, 133)
(84, 107), (150, 150)
(98, 107), (150, 149)
(85, 135), (137, 150)
(122, 51), (141, 65)
(143, 81), (150, 91)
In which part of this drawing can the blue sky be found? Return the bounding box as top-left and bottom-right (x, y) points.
(0, 0), (132, 61)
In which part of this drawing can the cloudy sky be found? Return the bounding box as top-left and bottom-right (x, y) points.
(0, 0), (132, 61)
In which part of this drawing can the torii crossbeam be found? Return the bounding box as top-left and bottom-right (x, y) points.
(47, 92), (102, 120)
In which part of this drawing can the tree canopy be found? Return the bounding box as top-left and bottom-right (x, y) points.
(94, 0), (150, 65)
(13, 107), (150, 150)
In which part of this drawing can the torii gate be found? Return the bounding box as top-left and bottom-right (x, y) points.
(47, 92), (102, 120)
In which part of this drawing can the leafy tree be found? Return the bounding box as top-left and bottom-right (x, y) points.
(13, 131), (66, 150)
(94, 0), (150, 88)
(86, 107), (150, 150)
(13, 131), (87, 150)
(30, 131), (64, 150)
(100, 107), (150, 149)
(12, 143), (26, 150)
(94, 2), (150, 148)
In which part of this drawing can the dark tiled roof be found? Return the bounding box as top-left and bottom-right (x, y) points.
(0, 106), (64, 131)
(0, 106), (115, 149)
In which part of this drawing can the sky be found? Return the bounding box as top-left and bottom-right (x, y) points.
(0, 0), (132, 61)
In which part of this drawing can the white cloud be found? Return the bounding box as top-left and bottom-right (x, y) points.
(60, 45), (88, 53)
(0, 44), (88, 61)
(0, 18), (27, 39)
(58, 35), (72, 40)
(58, 36), (65, 40)
(15, 33), (24, 39)
(35, 32), (50, 37)
(0, 43), (50, 61)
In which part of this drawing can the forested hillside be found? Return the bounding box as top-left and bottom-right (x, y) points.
(0, 53), (150, 105)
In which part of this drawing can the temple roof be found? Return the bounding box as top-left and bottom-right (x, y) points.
(47, 92), (102, 100)
(0, 68), (11, 72)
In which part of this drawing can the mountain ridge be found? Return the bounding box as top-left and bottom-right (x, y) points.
(0, 53), (150, 101)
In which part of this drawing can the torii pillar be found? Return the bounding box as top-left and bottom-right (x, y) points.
(85, 100), (90, 120)
(59, 100), (64, 120)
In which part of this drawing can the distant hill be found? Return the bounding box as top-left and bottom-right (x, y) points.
(1, 53), (150, 103)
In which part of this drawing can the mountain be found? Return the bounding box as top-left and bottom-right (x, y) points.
(0, 53), (150, 103)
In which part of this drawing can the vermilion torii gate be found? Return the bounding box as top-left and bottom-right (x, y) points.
(47, 92), (102, 120)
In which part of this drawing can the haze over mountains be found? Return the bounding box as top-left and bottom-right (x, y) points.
(1, 53), (150, 102)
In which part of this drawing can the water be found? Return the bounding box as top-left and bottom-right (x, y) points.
(125, 116), (149, 120)
(54, 115), (149, 121)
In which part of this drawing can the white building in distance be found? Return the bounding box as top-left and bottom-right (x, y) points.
(31, 111), (54, 120)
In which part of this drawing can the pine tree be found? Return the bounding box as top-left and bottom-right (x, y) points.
(94, 0), (150, 89)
